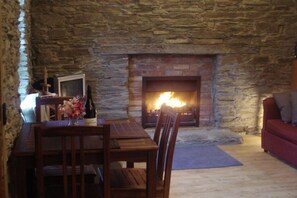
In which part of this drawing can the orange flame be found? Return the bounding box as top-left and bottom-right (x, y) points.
(154, 92), (186, 109)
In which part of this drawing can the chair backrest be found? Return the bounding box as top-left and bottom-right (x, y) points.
(154, 105), (181, 198)
(35, 96), (72, 122)
(34, 124), (110, 198)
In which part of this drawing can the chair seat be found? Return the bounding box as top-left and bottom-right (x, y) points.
(109, 168), (164, 198)
(43, 165), (97, 184)
(45, 183), (103, 198)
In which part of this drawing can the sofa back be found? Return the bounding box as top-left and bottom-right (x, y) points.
(262, 97), (281, 130)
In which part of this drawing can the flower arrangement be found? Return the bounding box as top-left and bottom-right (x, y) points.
(59, 96), (86, 119)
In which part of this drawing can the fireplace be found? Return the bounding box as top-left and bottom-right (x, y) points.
(128, 54), (214, 128)
(142, 76), (201, 127)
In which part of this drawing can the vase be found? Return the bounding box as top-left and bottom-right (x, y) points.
(68, 117), (79, 126)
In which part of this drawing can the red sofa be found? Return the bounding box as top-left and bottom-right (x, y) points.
(261, 97), (297, 167)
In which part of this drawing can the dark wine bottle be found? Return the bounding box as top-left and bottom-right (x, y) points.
(84, 85), (97, 126)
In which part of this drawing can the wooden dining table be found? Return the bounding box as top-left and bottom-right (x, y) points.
(10, 119), (158, 198)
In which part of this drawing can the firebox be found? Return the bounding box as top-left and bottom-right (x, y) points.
(142, 76), (201, 127)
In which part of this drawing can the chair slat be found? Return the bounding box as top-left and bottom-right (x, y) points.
(35, 96), (72, 122)
(34, 124), (111, 198)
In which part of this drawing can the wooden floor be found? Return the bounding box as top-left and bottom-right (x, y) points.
(169, 135), (297, 198)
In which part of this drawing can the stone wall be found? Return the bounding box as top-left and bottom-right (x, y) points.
(30, 1), (297, 134)
(1, 0), (29, 196)
(1, 0), (22, 146)
(1, 0), (32, 196)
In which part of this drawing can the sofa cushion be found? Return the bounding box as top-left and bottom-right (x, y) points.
(273, 92), (291, 123)
(291, 91), (297, 125)
(267, 119), (297, 145)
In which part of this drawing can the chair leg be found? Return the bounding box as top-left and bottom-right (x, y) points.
(126, 162), (134, 168)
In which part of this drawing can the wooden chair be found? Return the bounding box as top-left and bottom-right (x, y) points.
(105, 105), (181, 198)
(35, 96), (72, 122)
(35, 96), (98, 184)
(126, 104), (176, 167)
(34, 124), (111, 198)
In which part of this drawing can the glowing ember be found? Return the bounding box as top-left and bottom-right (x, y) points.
(154, 92), (186, 109)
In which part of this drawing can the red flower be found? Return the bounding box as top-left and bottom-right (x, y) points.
(59, 96), (86, 119)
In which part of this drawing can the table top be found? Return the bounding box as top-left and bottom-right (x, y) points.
(43, 119), (150, 139)
(13, 119), (155, 157)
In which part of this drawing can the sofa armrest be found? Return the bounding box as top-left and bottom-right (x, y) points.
(262, 97), (281, 130)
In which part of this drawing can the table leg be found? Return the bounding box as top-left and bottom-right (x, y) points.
(147, 150), (157, 198)
(126, 161), (134, 168)
(13, 159), (29, 198)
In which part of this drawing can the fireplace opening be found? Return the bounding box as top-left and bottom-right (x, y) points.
(142, 76), (201, 127)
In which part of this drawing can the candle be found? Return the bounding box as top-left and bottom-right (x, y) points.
(44, 67), (48, 86)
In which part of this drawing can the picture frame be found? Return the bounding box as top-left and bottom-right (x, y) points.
(54, 73), (86, 97)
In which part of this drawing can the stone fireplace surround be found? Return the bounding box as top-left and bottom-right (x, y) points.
(128, 54), (215, 127)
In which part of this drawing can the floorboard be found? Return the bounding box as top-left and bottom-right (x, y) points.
(169, 135), (297, 198)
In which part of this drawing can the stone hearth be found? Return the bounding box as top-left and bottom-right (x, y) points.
(146, 127), (243, 145)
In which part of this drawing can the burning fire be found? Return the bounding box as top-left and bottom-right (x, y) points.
(154, 92), (186, 109)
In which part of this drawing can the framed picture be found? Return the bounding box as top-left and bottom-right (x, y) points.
(54, 73), (86, 97)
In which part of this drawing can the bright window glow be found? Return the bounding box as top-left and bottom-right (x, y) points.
(18, 0), (29, 102)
